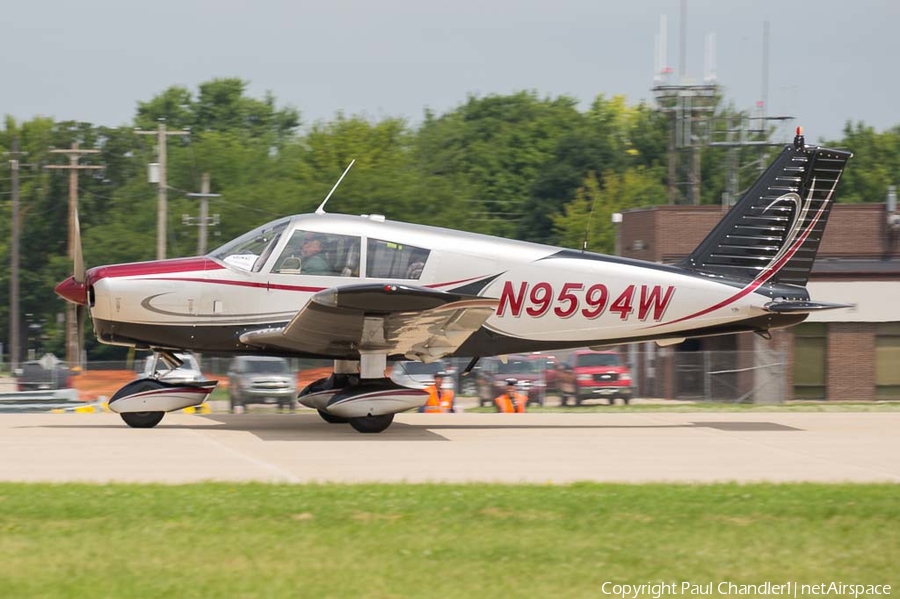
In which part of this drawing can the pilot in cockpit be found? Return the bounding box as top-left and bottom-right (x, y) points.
(299, 234), (330, 274)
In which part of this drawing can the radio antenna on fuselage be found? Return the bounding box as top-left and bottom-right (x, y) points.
(315, 159), (356, 215)
(582, 183), (599, 253)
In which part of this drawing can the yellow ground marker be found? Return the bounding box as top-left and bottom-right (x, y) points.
(50, 401), (209, 414)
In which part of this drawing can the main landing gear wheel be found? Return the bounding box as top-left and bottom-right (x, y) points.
(121, 411), (165, 429)
(317, 409), (349, 424)
(110, 379), (168, 428)
(348, 414), (394, 434)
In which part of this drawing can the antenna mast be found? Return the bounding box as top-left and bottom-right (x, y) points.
(581, 184), (599, 253)
(316, 159), (355, 215)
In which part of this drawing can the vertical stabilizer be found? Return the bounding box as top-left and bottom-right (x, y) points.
(680, 130), (852, 287)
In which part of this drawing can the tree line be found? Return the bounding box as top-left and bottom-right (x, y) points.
(0, 78), (897, 360)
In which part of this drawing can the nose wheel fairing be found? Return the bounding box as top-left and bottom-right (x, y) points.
(108, 378), (217, 415)
(298, 376), (427, 419)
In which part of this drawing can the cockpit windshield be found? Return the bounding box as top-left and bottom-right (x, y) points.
(210, 217), (290, 272)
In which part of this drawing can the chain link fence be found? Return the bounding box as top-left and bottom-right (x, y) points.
(659, 348), (786, 403)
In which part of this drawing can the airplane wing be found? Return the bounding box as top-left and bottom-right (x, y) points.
(239, 283), (499, 362)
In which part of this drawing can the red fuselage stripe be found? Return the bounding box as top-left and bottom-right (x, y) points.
(154, 277), (327, 293)
(88, 257), (223, 282)
(89, 263), (484, 294)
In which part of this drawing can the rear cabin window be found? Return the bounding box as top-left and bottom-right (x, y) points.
(273, 230), (361, 277)
(366, 239), (430, 279)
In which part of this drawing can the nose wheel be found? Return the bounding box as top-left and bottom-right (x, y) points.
(111, 379), (168, 428)
(348, 414), (394, 434)
(121, 411), (165, 428)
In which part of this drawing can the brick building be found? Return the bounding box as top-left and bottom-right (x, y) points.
(619, 203), (900, 401)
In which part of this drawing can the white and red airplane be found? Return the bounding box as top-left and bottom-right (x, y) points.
(55, 130), (852, 432)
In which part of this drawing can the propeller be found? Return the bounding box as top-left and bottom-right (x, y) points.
(72, 207), (87, 362)
(73, 204), (85, 285)
(54, 204), (89, 368)
(73, 205), (87, 364)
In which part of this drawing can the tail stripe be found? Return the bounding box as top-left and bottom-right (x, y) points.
(650, 181), (834, 328)
(679, 144), (851, 287)
(651, 141), (852, 329)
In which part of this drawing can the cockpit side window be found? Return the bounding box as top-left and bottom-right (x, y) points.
(366, 238), (430, 280)
(211, 218), (290, 272)
(274, 230), (361, 277)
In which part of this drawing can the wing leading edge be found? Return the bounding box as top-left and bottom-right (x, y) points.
(239, 283), (499, 361)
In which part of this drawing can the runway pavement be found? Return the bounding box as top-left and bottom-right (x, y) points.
(1, 411), (898, 484)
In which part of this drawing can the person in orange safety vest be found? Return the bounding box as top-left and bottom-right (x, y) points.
(419, 371), (455, 413)
(494, 378), (527, 413)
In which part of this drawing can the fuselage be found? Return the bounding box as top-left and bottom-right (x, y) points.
(65, 212), (806, 357)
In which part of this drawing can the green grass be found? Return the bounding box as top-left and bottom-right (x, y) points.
(0, 483), (897, 598)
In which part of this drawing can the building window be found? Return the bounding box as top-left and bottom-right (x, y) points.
(875, 323), (900, 400)
(793, 323), (826, 400)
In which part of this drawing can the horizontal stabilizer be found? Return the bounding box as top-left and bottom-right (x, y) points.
(762, 300), (854, 313)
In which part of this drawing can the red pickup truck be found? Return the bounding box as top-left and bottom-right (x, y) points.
(559, 350), (632, 406)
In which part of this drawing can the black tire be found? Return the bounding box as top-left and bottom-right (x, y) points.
(110, 379), (168, 428)
(318, 409), (349, 424)
(348, 414), (394, 433)
(121, 411), (165, 428)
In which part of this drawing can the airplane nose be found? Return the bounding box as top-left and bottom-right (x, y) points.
(55, 275), (87, 305)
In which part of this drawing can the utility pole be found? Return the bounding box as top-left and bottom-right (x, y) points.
(46, 142), (102, 368)
(184, 173), (220, 255)
(136, 119), (190, 260)
(7, 137), (23, 370)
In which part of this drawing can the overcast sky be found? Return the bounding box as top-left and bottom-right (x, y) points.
(2, 0), (897, 143)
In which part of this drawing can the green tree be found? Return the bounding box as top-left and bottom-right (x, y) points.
(416, 91), (584, 238)
(136, 78), (300, 144)
(522, 95), (669, 243)
(553, 167), (665, 254)
(826, 122), (900, 203)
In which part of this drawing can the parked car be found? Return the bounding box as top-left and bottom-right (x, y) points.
(139, 352), (206, 384)
(227, 356), (297, 412)
(475, 355), (546, 407)
(390, 360), (455, 391)
(528, 354), (562, 393)
(564, 350), (632, 405)
(15, 354), (74, 391)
